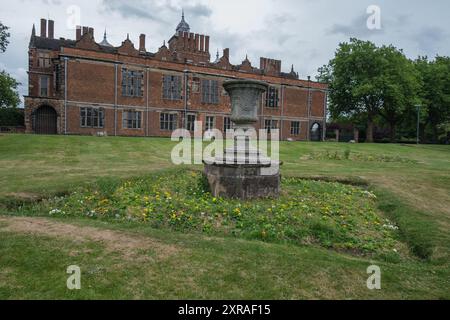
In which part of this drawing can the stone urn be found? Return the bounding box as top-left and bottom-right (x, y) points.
(203, 79), (281, 199)
(225, 80), (267, 125)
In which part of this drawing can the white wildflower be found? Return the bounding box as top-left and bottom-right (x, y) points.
(362, 190), (377, 199)
(383, 223), (399, 230)
(49, 209), (62, 215)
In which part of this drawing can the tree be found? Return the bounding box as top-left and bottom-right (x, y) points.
(0, 21), (10, 53)
(0, 22), (21, 108)
(317, 39), (385, 142)
(414, 56), (450, 142)
(378, 45), (421, 142)
(0, 71), (20, 108)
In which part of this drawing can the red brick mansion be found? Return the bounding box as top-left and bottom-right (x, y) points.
(24, 14), (328, 141)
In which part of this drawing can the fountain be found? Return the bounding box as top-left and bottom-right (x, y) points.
(204, 79), (281, 199)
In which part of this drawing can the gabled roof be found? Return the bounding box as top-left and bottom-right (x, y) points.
(29, 35), (117, 54)
(30, 36), (76, 50)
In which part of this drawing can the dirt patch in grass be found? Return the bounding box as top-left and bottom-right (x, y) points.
(0, 216), (178, 261)
(4, 192), (41, 201)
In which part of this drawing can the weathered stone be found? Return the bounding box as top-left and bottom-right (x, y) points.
(204, 79), (281, 199)
(204, 163), (280, 199)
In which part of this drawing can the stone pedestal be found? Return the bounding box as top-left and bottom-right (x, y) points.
(204, 79), (281, 199)
(204, 163), (280, 199)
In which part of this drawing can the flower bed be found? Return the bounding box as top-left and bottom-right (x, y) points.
(33, 169), (400, 255)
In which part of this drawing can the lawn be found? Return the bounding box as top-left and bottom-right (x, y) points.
(0, 134), (449, 299)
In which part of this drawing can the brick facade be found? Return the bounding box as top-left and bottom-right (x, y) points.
(25, 16), (328, 141)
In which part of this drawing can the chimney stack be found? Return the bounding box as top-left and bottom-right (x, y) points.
(76, 26), (82, 41)
(48, 20), (54, 39)
(194, 34), (200, 52)
(88, 27), (94, 38)
(200, 35), (205, 52)
(205, 36), (210, 53)
(139, 34), (146, 52)
(82, 26), (89, 36)
(223, 48), (230, 60)
(183, 32), (188, 50)
(188, 33), (194, 51)
(40, 19), (47, 37)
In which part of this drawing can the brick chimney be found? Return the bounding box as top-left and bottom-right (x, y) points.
(48, 20), (54, 39)
(82, 26), (89, 36)
(194, 34), (200, 52)
(200, 35), (205, 52)
(205, 36), (210, 53)
(223, 48), (230, 60)
(88, 27), (94, 38)
(188, 33), (193, 51)
(40, 19), (47, 37)
(76, 26), (82, 41)
(139, 34), (146, 52)
(260, 57), (267, 70)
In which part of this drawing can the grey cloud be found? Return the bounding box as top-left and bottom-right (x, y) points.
(412, 26), (448, 55)
(329, 14), (384, 38)
(100, 0), (171, 22)
(100, 0), (211, 23)
(184, 3), (212, 18)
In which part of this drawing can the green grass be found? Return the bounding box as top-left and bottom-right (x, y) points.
(17, 168), (400, 255)
(0, 134), (449, 299)
(0, 218), (447, 299)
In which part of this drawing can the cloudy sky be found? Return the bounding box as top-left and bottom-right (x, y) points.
(1, 0), (449, 106)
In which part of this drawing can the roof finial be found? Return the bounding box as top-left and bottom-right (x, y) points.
(176, 9), (190, 34)
(127, 33), (130, 40)
(99, 28), (113, 47)
(291, 64), (295, 72)
(32, 23), (36, 37)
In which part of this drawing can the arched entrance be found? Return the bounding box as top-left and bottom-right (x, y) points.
(310, 122), (322, 142)
(33, 105), (57, 134)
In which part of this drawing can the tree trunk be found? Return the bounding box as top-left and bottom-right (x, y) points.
(389, 122), (396, 143)
(432, 125), (439, 144)
(420, 123), (426, 143)
(366, 118), (374, 143)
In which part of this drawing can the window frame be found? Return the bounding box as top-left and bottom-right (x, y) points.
(160, 112), (178, 131)
(201, 79), (219, 104)
(122, 110), (142, 129)
(39, 75), (49, 97)
(80, 107), (105, 128)
(205, 116), (215, 131)
(186, 114), (196, 132)
(265, 86), (279, 108)
(291, 121), (300, 136)
(223, 116), (232, 132)
(38, 52), (51, 68)
(264, 119), (279, 134)
(162, 75), (182, 101)
(121, 68), (144, 98)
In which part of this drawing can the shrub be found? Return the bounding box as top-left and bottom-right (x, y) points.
(0, 107), (24, 126)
